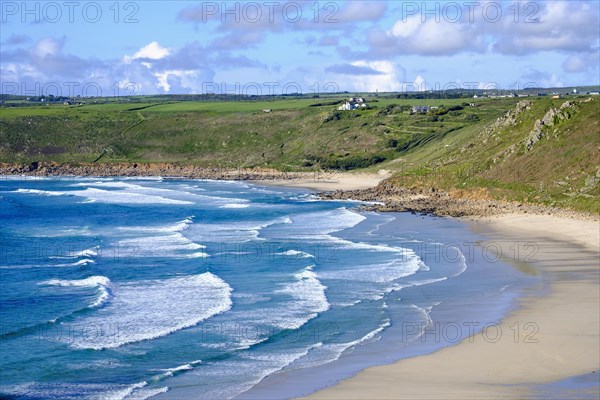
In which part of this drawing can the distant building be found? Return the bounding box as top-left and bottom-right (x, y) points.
(338, 98), (367, 111)
(262, 109), (272, 113)
(411, 105), (430, 114)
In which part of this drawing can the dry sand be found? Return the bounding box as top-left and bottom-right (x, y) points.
(256, 170), (391, 191)
(301, 214), (599, 399)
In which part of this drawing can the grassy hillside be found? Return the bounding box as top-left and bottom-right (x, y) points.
(384, 96), (600, 213)
(0, 96), (511, 169)
(1, 94), (598, 213)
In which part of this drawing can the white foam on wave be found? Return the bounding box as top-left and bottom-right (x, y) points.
(285, 319), (391, 372)
(398, 303), (440, 344)
(2, 381), (155, 400)
(278, 209), (412, 258)
(115, 232), (206, 258)
(117, 217), (194, 233)
(125, 386), (169, 400)
(14, 188), (63, 196)
(183, 251), (210, 258)
(218, 342), (323, 398)
(332, 299), (363, 307)
(319, 253), (422, 284)
(114, 217), (209, 258)
(71, 181), (143, 189)
(274, 208), (410, 255)
(204, 343), (324, 399)
(276, 250), (315, 258)
(50, 246), (100, 259)
(219, 203), (250, 209)
(289, 208), (367, 236)
(92, 381), (148, 400)
(14, 187), (194, 205)
(77, 187), (195, 205)
(272, 265), (330, 330)
(405, 277), (448, 287)
(326, 235), (411, 254)
(451, 248), (468, 277)
(189, 217), (290, 243)
(74, 247), (99, 257)
(50, 258), (96, 267)
(40, 275), (112, 308)
(0, 261), (93, 269)
(64, 272), (232, 350)
(232, 292), (271, 305)
(150, 359), (202, 381)
(71, 179), (249, 207)
(290, 193), (320, 202)
(41, 275), (110, 287)
(207, 266), (329, 351)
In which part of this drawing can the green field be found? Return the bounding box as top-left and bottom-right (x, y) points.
(1, 94), (598, 212)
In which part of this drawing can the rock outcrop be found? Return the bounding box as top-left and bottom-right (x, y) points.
(525, 101), (575, 151)
(319, 180), (594, 219)
(0, 162), (313, 181)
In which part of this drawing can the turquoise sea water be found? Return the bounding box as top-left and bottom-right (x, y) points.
(0, 177), (535, 399)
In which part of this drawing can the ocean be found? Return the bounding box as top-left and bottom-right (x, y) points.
(0, 177), (537, 399)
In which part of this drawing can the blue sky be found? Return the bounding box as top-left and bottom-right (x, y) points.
(1, 1), (599, 96)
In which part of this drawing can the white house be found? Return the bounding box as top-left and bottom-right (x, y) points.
(411, 105), (430, 114)
(338, 101), (352, 110)
(338, 98), (368, 111)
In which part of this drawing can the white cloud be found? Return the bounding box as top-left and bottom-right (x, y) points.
(31, 37), (61, 59)
(154, 70), (198, 92)
(124, 41), (171, 64)
(134, 41), (171, 60)
(380, 14), (483, 56)
(368, 1), (599, 57)
(412, 75), (426, 91)
(347, 60), (404, 92)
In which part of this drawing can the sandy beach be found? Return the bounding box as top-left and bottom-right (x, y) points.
(256, 170), (392, 191)
(2, 167), (598, 398)
(298, 214), (599, 399)
(255, 175), (599, 399)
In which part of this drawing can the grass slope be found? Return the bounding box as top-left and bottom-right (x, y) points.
(386, 96), (600, 213)
(0, 97), (508, 168)
(1, 95), (598, 212)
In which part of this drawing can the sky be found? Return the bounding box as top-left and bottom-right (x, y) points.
(1, 0), (599, 96)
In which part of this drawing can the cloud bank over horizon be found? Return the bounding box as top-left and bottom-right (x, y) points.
(1, 1), (599, 96)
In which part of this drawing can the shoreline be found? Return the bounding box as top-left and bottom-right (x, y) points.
(302, 213), (599, 399)
(2, 162), (596, 220)
(0, 162), (389, 188)
(2, 169), (598, 398)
